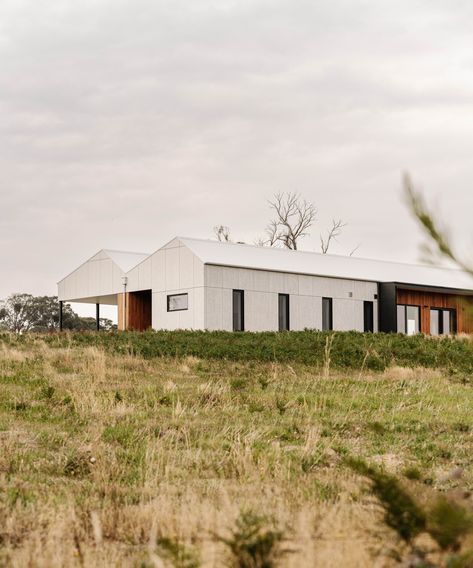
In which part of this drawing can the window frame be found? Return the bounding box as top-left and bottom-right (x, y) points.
(167, 293), (189, 312)
(396, 304), (421, 334)
(232, 289), (245, 332)
(278, 293), (290, 332)
(363, 300), (374, 333)
(430, 307), (457, 335)
(322, 297), (333, 331)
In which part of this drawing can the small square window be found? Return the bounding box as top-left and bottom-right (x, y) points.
(167, 293), (188, 312)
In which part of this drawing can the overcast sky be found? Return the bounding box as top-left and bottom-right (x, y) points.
(1, 0), (473, 314)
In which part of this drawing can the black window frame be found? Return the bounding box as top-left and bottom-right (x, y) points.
(363, 301), (374, 333)
(430, 307), (457, 335)
(278, 293), (290, 331)
(396, 304), (421, 334)
(322, 297), (333, 331)
(232, 289), (245, 332)
(167, 293), (189, 312)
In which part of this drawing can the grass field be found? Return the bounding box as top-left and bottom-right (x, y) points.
(1, 332), (473, 567)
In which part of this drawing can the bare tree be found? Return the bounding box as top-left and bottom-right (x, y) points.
(260, 192), (317, 250)
(404, 173), (473, 276)
(214, 225), (232, 243)
(320, 219), (347, 254)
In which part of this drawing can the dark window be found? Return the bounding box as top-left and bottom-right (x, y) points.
(233, 290), (244, 331)
(167, 293), (188, 312)
(396, 304), (421, 334)
(322, 297), (333, 331)
(363, 301), (374, 333)
(278, 294), (290, 331)
(430, 308), (456, 335)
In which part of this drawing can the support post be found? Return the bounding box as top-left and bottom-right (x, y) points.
(59, 301), (63, 332)
(96, 303), (100, 331)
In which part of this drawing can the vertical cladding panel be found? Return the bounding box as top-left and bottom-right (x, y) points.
(221, 288), (233, 331)
(165, 247), (180, 290)
(178, 289), (194, 329)
(205, 265), (223, 288)
(152, 291), (166, 330)
(268, 271), (285, 293)
(245, 291), (278, 331)
(238, 268), (255, 291)
(333, 299), (356, 331)
(291, 295), (320, 330)
(298, 275), (313, 296)
(252, 270), (270, 292)
(283, 273), (299, 295)
(352, 300), (365, 331)
(193, 257), (205, 288)
(151, 250), (166, 292)
(193, 287), (205, 329)
(99, 259), (114, 295)
(205, 287), (223, 330)
(112, 264), (123, 292)
(221, 266), (240, 289)
(179, 246), (195, 289)
(138, 258), (152, 290)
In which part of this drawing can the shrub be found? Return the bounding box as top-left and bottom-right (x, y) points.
(218, 510), (288, 568)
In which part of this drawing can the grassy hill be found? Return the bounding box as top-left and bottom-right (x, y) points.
(1, 331), (473, 567)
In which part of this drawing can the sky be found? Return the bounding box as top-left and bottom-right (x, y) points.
(1, 0), (473, 319)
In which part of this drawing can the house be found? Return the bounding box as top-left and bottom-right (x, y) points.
(57, 236), (473, 335)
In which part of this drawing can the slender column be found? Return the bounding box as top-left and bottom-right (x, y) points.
(59, 301), (63, 332)
(96, 303), (100, 331)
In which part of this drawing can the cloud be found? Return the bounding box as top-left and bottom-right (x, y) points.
(0, 0), (472, 301)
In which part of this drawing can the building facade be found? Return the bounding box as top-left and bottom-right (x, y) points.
(58, 237), (473, 335)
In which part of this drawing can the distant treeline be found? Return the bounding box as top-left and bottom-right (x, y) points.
(4, 329), (473, 375)
(0, 294), (115, 333)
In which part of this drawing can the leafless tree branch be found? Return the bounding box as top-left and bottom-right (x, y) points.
(320, 219), (347, 254)
(213, 225), (232, 243)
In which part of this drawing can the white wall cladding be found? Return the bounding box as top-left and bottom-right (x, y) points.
(204, 265), (378, 332)
(126, 238), (205, 330)
(58, 252), (123, 302)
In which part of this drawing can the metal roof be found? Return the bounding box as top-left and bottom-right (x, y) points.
(177, 237), (473, 291)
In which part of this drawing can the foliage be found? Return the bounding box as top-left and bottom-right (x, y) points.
(21, 328), (473, 375)
(427, 498), (473, 551)
(218, 510), (287, 568)
(0, 294), (114, 333)
(346, 458), (426, 543)
(156, 537), (201, 568)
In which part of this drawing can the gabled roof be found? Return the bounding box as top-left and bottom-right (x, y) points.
(177, 237), (473, 292)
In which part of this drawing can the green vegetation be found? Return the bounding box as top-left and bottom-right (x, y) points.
(1, 331), (473, 566)
(5, 328), (473, 375)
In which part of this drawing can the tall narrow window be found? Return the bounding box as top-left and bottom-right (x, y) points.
(278, 294), (290, 331)
(430, 308), (456, 335)
(363, 301), (374, 333)
(233, 290), (244, 331)
(322, 297), (333, 331)
(396, 305), (421, 335)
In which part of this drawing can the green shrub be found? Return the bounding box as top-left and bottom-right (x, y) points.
(346, 458), (426, 543)
(218, 510), (288, 568)
(428, 498), (473, 551)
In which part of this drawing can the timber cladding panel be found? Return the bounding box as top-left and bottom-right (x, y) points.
(117, 291), (152, 331)
(397, 288), (473, 334)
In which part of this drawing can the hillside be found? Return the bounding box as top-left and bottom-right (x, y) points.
(1, 331), (473, 567)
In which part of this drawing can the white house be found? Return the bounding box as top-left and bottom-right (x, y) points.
(58, 236), (473, 335)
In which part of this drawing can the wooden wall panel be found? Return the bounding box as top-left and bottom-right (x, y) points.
(397, 289), (473, 334)
(117, 291), (152, 331)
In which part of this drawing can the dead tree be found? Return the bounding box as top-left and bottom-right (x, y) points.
(214, 225), (232, 242)
(262, 192), (317, 250)
(320, 219), (347, 254)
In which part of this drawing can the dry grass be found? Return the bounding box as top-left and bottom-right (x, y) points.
(1, 338), (473, 567)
